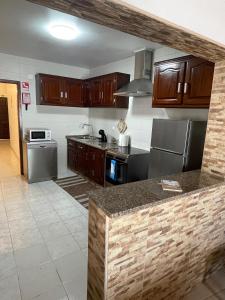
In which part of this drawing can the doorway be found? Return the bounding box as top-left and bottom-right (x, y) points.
(0, 80), (23, 178)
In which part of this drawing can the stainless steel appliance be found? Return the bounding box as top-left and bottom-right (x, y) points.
(25, 128), (51, 142)
(148, 119), (207, 179)
(23, 139), (57, 183)
(106, 147), (150, 185)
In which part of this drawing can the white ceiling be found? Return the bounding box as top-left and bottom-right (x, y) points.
(0, 0), (161, 69)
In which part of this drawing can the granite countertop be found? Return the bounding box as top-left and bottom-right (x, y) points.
(66, 135), (150, 157)
(89, 170), (224, 218)
(66, 135), (118, 151)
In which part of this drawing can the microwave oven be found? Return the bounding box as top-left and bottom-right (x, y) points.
(25, 128), (51, 142)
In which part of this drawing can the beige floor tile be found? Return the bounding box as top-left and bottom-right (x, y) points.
(18, 262), (62, 300)
(0, 235), (13, 255)
(31, 285), (68, 300)
(39, 221), (70, 242)
(14, 244), (51, 270)
(0, 253), (17, 281)
(0, 274), (21, 300)
(64, 216), (88, 233)
(34, 211), (61, 227)
(54, 251), (87, 284)
(11, 228), (44, 251)
(46, 234), (80, 260)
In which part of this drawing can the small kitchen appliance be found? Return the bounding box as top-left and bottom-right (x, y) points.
(25, 128), (51, 142)
(99, 129), (107, 142)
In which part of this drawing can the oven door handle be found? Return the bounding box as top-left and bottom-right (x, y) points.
(106, 156), (127, 164)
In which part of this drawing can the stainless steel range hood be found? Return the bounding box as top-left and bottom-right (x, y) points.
(114, 49), (153, 97)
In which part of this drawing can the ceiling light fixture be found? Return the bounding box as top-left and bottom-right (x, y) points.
(49, 24), (79, 40)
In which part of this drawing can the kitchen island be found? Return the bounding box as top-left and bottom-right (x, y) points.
(87, 170), (225, 299)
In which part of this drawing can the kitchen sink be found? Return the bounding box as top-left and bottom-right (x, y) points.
(75, 135), (99, 141)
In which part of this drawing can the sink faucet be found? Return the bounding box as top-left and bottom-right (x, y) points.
(80, 123), (94, 138)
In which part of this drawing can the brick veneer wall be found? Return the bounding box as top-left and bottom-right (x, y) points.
(202, 61), (225, 177)
(88, 183), (225, 299)
(88, 200), (108, 299)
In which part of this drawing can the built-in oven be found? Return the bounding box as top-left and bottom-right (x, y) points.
(106, 154), (128, 185)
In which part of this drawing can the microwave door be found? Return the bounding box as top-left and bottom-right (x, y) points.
(31, 131), (46, 140)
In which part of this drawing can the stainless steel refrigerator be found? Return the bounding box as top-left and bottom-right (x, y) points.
(148, 119), (207, 179)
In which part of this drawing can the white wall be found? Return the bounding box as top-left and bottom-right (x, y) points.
(89, 46), (209, 150)
(121, 0), (225, 47)
(0, 52), (90, 177)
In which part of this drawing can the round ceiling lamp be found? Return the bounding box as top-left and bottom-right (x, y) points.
(49, 24), (79, 40)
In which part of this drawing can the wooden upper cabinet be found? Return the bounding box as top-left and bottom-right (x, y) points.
(183, 57), (214, 106)
(153, 61), (185, 106)
(89, 78), (102, 106)
(152, 55), (214, 108)
(102, 74), (115, 107)
(36, 72), (130, 108)
(36, 74), (83, 107)
(88, 73), (130, 108)
(82, 80), (91, 107)
(65, 79), (83, 107)
(37, 74), (63, 105)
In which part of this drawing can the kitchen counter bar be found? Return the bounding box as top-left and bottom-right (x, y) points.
(89, 169), (222, 217)
(87, 170), (225, 299)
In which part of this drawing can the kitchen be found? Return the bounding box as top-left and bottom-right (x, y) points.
(0, 0), (225, 300)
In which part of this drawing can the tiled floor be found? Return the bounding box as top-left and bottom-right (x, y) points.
(0, 175), (88, 300)
(184, 268), (225, 299)
(0, 140), (20, 179)
(0, 174), (225, 300)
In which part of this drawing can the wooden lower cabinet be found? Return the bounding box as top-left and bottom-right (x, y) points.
(67, 140), (106, 186)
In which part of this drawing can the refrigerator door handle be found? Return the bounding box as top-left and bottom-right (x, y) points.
(151, 147), (183, 156)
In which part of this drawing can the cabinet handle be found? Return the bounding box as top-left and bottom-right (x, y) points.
(184, 83), (189, 94)
(60, 91), (64, 98)
(65, 92), (68, 99)
(177, 83), (182, 94)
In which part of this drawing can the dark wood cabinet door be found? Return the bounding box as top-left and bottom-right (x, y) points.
(0, 97), (10, 139)
(67, 140), (105, 186)
(76, 142), (87, 173)
(88, 147), (105, 185)
(102, 74), (116, 106)
(39, 75), (63, 105)
(67, 141), (75, 170)
(83, 80), (91, 107)
(65, 79), (83, 107)
(153, 61), (186, 106)
(183, 57), (214, 106)
(90, 79), (102, 106)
